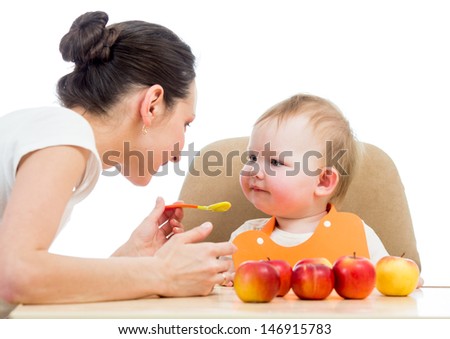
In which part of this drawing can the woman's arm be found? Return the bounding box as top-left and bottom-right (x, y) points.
(0, 146), (235, 304)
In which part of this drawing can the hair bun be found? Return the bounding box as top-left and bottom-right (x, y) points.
(59, 11), (118, 66)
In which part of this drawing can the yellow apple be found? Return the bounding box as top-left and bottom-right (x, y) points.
(375, 255), (420, 296)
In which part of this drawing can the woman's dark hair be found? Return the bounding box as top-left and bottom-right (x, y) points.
(57, 11), (196, 115)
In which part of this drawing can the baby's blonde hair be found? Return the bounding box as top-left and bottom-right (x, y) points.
(255, 94), (362, 204)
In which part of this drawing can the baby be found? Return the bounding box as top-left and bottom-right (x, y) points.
(229, 93), (388, 270)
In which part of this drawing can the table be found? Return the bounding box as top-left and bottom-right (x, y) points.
(7, 286), (450, 319)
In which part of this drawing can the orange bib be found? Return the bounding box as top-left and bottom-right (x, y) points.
(232, 204), (370, 267)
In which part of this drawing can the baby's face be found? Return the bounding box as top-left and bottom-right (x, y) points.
(240, 115), (325, 218)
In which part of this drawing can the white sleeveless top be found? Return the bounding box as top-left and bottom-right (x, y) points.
(0, 106), (102, 231)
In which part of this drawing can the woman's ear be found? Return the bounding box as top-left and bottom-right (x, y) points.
(315, 167), (339, 198)
(140, 84), (164, 128)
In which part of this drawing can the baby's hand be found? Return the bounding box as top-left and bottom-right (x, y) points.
(417, 276), (424, 289)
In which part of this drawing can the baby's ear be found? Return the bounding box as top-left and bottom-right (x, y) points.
(315, 167), (339, 197)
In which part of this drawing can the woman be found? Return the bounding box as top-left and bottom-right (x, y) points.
(0, 11), (234, 304)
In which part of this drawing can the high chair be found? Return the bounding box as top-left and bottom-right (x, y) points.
(178, 137), (421, 269)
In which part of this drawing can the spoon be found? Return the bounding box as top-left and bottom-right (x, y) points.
(165, 201), (231, 212)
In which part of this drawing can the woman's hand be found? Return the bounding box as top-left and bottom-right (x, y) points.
(112, 197), (184, 257)
(218, 256), (235, 287)
(153, 222), (237, 296)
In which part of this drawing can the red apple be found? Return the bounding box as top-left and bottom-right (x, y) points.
(266, 259), (292, 296)
(333, 253), (376, 299)
(291, 263), (334, 300)
(375, 255), (420, 296)
(234, 260), (281, 303)
(293, 257), (333, 270)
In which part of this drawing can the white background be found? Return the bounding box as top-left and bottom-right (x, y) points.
(1, 0), (448, 286)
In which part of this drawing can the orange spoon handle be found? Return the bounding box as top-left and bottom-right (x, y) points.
(165, 203), (198, 210)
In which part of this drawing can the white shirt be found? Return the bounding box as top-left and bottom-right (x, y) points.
(0, 106), (102, 232)
(230, 217), (389, 265)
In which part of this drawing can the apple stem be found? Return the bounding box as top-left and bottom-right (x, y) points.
(267, 257), (271, 261)
(353, 251), (356, 258)
(401, 252), (405, 258)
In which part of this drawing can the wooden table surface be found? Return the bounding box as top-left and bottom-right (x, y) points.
(7, 286), (450, 319)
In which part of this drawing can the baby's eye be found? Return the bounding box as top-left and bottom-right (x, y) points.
(270, 159), (283, 167)
(247, 154), (257, 162)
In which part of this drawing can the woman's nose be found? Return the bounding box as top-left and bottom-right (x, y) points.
(170, 141), (184, 163)
(170, 153), (181, 163)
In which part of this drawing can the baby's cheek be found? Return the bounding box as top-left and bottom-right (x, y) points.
(269, 186), (294, 204)
(239, 174), (249, 191)
(240, 163), (257, 178)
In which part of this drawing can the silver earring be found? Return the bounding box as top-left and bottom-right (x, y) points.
(142, 125), (148, 135)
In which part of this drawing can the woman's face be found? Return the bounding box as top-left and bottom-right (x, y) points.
(124, 82), (197, 186)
